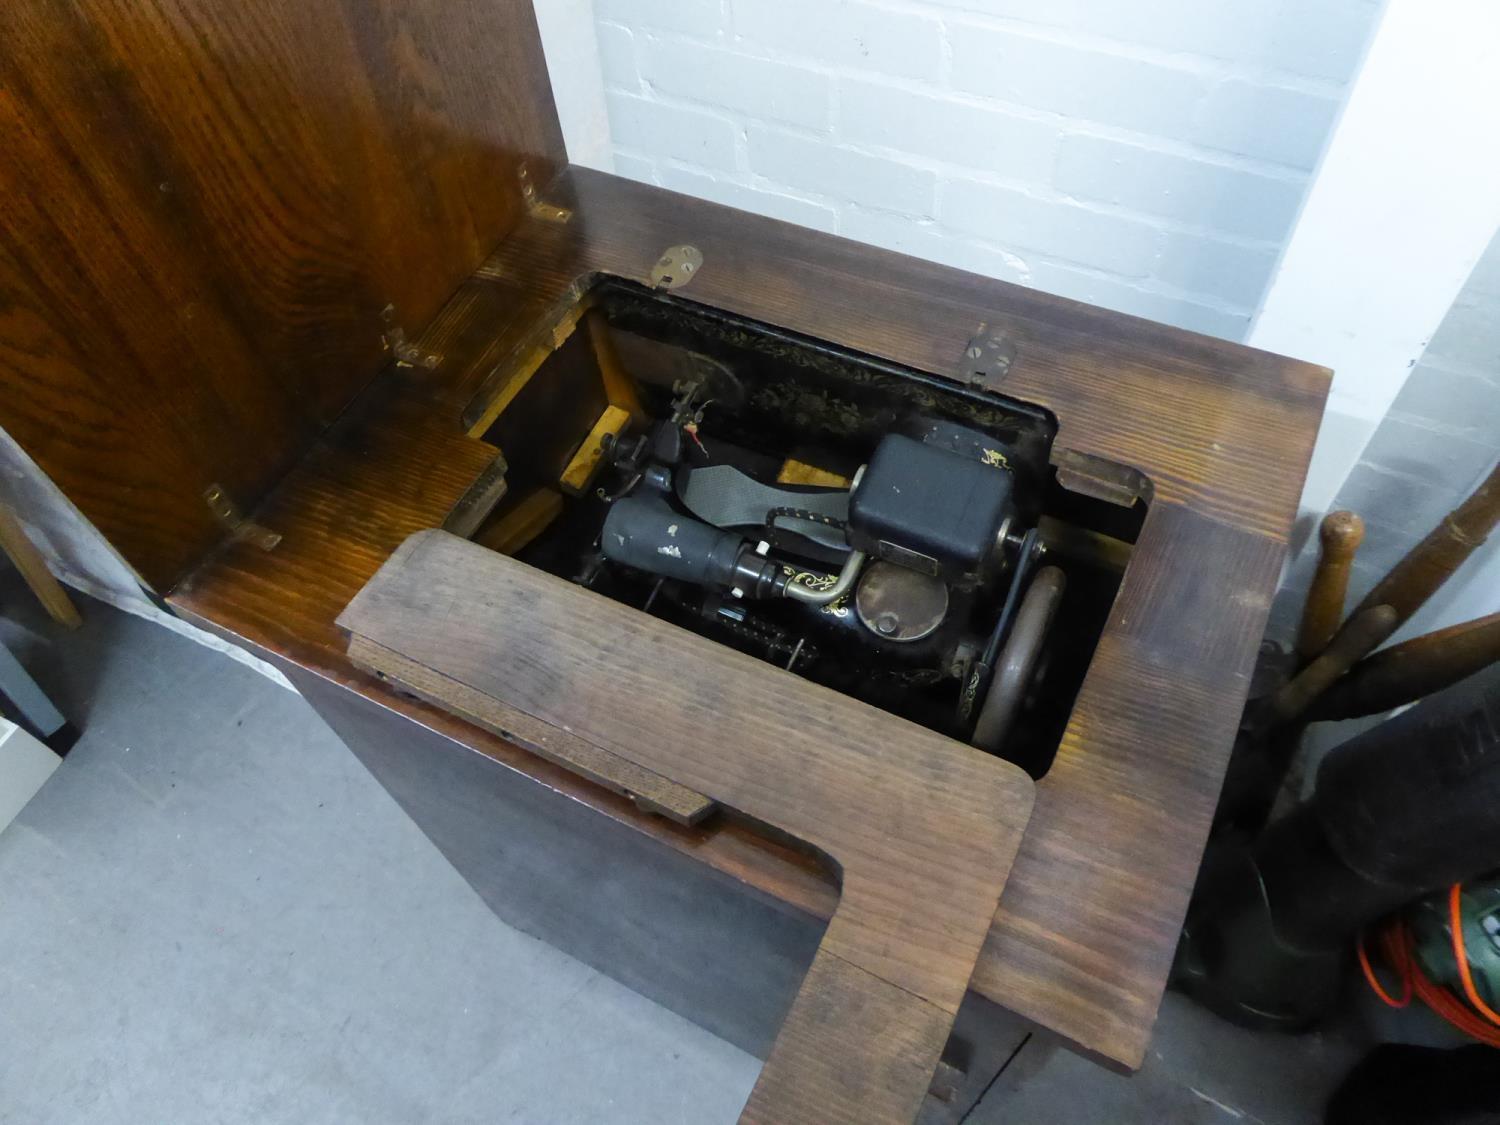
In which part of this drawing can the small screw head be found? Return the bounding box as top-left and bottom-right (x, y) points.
(875, 612), (899, 635)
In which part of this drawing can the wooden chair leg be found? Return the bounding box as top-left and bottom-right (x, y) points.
(0, 503), (82, 629)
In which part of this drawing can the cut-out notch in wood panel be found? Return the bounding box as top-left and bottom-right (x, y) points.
(338, 530), (1034, 1124)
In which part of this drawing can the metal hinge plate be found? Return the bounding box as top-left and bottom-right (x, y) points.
(380, 305), (441, 371)
(960, 323), (1017, 387)
(204, 484), (281, 551)
(519, 164), (572, 223)
(651, 244), (703, 290)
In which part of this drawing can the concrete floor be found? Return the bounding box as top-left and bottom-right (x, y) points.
(0, 571), (1371, 1124)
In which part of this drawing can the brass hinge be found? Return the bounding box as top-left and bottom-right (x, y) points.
(518, 163), (572, 223)
(959, 322), (1017, 387)
(204, 484), (281, 551)
(651, 244), (703, 290)
(380, 305), (441, 371)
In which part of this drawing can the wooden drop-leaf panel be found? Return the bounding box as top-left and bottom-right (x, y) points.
(0, 0), (565, 588)
(338, 530), (1035, 1125)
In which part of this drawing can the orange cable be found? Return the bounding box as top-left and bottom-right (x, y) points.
(1362, 916), (1500, 1048)
(1410, 955), (1500, 1048)
(1449, 882), (1500, 1028)
(1357, 926), (1410, 1008)
(1368, 918), (1500, 1056)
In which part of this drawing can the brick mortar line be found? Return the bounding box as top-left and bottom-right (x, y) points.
(610, 149), (1261, 320)
(620, 29), (1327, 181)
(599, 7), (1356, 98)
(614, 87), (1298, 252)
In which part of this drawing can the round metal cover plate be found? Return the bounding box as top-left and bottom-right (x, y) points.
(855, 560), (949, 643)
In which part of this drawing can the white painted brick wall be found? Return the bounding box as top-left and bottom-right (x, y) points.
(598, 0), (1380, 340)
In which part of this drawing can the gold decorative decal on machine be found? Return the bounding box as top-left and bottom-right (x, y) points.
(783, 566), (851, 617)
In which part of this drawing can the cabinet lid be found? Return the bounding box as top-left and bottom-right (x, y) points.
(0, 0), (565, 589)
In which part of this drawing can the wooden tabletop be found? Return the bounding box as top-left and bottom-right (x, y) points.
(170, 167), (1329, 1071)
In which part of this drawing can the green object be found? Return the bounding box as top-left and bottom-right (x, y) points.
(1408, 874), (1500, 1009)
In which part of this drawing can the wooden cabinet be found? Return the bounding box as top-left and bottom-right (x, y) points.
(0, 3), (1330, 1121)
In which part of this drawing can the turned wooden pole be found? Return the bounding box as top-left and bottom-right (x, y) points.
(1296, 510), (1364, 665)
(1308, 611), (1500, 721)
(1259, 604), (1400, 729)
(1351, 461), (1500, 630)
(1227, 604), (1401, 833)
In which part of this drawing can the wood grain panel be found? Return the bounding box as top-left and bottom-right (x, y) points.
(348, 635), (714, 824)
(165, 167), (1330, 1070)
(340, 530), (1035, 1125)
(739, 952), (955, 1125)
(0, 0), (564, 588)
